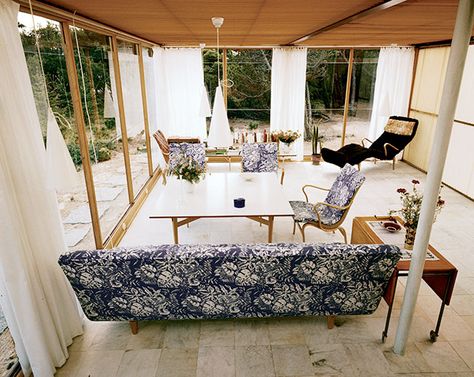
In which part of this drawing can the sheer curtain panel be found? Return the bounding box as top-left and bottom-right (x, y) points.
(154, 47), (207, 141)
(270, 47), (308, 160)
(0, 1), (83, 375)
(368, 47), (415, 141)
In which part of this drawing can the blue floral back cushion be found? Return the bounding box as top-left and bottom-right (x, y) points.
(169, 143), (206, 171)
(241, 143), (278, 173)
(320, 164), (366, 223)
(58, 243), (400, 321)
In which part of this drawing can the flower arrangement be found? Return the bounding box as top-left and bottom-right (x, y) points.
(171, 155), (205, 184)
(389, 179), (445, 229)
(271, 130), (301, 146)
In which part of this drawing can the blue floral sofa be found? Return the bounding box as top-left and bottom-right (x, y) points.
(59, 243), (401, 333)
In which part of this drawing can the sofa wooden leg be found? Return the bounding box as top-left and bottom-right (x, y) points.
(327, 315), (335, 329)
(129, 320), (139, 335)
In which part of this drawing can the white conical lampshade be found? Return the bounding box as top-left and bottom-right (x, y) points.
(104, 84), (115, 119)
(199, 85), (211, 117)
(46, 107), (80, 191)
(207, 86), (233, 148)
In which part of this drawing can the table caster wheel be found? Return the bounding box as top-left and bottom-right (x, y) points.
(430, 330), (438, 342)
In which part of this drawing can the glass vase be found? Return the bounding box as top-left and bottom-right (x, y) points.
(404, 225), (416, 250)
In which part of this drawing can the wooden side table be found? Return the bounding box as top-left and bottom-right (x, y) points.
(351, 216), (458, 342)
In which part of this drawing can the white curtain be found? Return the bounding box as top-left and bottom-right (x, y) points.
(142, 48), (161, 169)
(0, 1), (83, 376)
(154, 47), (207, 141)
(270, 47), (307, 161)
(108, 51), (145, 138)
(368, 47), (415, 141)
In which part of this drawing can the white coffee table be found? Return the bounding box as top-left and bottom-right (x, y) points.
(150, 172), (294, 243)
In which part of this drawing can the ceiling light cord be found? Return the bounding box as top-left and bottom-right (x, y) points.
(217, 26), (220, 87)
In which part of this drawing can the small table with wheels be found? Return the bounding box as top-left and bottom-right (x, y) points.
(351, 216), (457, 342)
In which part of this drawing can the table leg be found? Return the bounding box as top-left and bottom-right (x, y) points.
(268, 216), (274, 243)
(429, 272), (454, 342)
(172, 217), (179, 244)
(382, 271), (399, 343)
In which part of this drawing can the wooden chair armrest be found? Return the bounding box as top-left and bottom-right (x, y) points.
(361, 138), (373, 148)
(314, 201), (351, 212)
(302, 184), (330, 202)
(383, 143), (399, 157)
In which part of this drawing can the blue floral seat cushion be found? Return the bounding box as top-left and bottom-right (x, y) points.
(289, 201), (336, 225)
(169, 142), (206, 171)
(58, 243), (401, 321)
(241, 143), (278, 173)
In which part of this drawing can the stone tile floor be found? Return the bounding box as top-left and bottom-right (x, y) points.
(56, 160), (474, 376)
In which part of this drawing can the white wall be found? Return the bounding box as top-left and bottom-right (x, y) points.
(404, 45), (474, 199)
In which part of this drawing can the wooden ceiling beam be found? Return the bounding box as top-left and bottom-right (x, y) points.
(287, 0), (408, 45)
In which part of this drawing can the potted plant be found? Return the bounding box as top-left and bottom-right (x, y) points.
(271, 130), (301, 154)
(389, 179), (445, 250)
(171, 155), (206, 192)
(311, 125), (322, 165)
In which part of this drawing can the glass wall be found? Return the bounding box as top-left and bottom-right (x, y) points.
(70, 26), (130, 241)
(203, 49), (272, 145)
(19, 15), (96, 251)
(227, 49), (272, 143)
(305, 49), (379, 154)
(116, 39), (150, 196)
(142, 47), (161, 171)
(305, 49), (349, 154)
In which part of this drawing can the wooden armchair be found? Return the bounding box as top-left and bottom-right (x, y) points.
(289, 164), (365, 243)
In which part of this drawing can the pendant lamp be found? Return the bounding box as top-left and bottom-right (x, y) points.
(207, 17), (233, 148)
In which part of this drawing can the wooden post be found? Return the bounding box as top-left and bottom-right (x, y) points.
(111, 36), (135, 203)
(129, 320), (139, 334)
(223, 48), (228, 108)
(138, 45), (154, 177)
(341, 48), (354, 148)
(394, 0), (474, 355)
(60, 23), (103, 249)
(327, 315), (335, 329)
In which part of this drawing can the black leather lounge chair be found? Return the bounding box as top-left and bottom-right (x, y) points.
(321, 116), (418, 170)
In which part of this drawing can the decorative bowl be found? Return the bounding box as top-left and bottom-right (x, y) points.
(382, 221), (402, 233)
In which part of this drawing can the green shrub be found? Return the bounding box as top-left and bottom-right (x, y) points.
(68, 143), (82, 167)
(97, 147), (111, 162)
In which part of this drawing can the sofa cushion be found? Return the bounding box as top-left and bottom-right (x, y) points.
(59, 243), (400, 322)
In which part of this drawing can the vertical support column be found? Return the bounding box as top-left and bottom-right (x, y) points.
(138, 45), (154, 177)
(393, 0), (474, 355)
(111, 36), (135, 203)
(61, 23), (103, 249)
(223, 48), (228, 108)
(341, 48), (354, 148)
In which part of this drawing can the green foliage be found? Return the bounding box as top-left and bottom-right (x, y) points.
(171, 155), (206, 184)
(97, 147), (111, 162)
(247, 121), (259, 131)
(67, 143), (82, 166)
